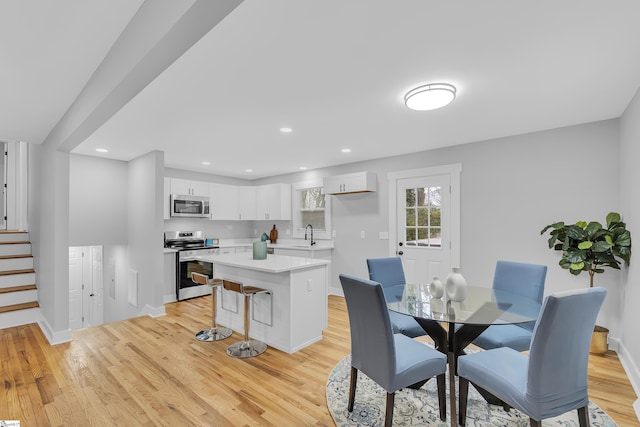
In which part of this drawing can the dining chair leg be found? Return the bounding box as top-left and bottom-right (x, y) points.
(384, 392), (395, 427)
(577, 405), (590, 427)
(458, 376), (469, 426)
(529, 419), (542, 427)
(408, 379), (428, 390)
(437, 373), (446, 421)
(347, 366), (358, 412)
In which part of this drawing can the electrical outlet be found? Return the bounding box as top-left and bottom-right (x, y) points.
(332, 230), (337, 238)
(360, 231), (366, 239)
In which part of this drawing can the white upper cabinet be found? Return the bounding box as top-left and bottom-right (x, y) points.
(209, 183), (239, 220)
(237, 186), (257, 220)
(256, 183), (291, 220)
(166, 179), (291, 221)
(169, 178), (210, 197)
(323, 171), (377, 195)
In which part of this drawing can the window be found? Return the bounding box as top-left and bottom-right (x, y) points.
(292, 180), (332, 240)
(404, 186), (441, 247)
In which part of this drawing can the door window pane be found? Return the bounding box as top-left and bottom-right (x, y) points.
(403, 185), (442, 247)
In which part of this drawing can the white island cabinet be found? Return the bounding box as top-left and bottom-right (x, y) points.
(205, 253), (330, 354)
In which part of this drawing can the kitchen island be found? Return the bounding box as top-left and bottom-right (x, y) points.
(201, 252), (331, 354)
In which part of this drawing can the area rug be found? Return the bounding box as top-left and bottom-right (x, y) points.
(326, 355), (618, 426)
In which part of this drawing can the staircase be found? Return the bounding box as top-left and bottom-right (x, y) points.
(0, 231), (40, 329)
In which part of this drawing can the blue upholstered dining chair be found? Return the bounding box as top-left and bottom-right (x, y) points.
(339, 274), (448, 427)
(457, 287), (607, 427)
(472, 260), (547, 351)
(366, 257), (427, 338)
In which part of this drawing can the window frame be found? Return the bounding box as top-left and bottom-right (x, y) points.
(291, 179), (332, 240)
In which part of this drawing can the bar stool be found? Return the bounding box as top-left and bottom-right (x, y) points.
(192, 272), (232, 342)
(222, 278), (270, 358)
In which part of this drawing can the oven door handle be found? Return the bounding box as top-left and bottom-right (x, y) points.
(179, 255), (212, 262)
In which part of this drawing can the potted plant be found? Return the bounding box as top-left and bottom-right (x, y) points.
(540, 211), (631, 354)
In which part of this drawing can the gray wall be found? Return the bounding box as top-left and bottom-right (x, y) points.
(620, 86), (640, 404)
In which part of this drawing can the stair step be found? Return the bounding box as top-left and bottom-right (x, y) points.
(0, 231), (29, 243)
(0, 288), (38, 306)
(0, 284), (37, 294)
(0, 268), (35, 276)
(0, 242), (31, 256)
(0, 272), (36, 287)
(0, 255), (33, 270)
(0, 301), (39, 314)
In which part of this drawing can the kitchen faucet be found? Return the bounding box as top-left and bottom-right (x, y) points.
(305, 224), (316, 246)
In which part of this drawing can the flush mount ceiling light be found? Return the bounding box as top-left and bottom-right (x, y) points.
(404, 83), (456, 111)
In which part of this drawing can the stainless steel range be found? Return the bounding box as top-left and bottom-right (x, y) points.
(165, 231), (219, 301)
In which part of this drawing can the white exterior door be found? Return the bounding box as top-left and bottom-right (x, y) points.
(388, 164), (461, 286)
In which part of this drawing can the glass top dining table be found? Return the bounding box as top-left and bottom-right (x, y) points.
(386, 283), (542, 427)
(385, 283), (541, 327)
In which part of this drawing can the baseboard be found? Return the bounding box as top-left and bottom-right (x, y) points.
(38, 317), (72, 345)
(141, 304), (166, 318)
(163, 294), (177, 304)
(610, 337), (640, 422)
(328, 286), (343, 297)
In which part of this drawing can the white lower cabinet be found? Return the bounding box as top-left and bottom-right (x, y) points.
(163, 252), (177, 303)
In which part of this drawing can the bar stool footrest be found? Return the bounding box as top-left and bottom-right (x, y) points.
(226, 340), (267, 358)
(195, 327), (233, 342)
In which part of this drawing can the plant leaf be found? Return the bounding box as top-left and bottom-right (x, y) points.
(570, 261), (585, 271)
(593, 241), (612, 252)
(585, 222), (602, 236)
(578, 241), (593, 250)
(606, 212), (621, 227)
(566, 225), (587, 240)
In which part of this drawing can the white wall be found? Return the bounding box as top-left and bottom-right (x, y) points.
(258, 119), (623, 337)
(69, 155), (128, 246)
(69, 154), (132, 322)
(127, 151), (165, 315)
(619, 86), (640, 407)
(29, 143), (72, 344)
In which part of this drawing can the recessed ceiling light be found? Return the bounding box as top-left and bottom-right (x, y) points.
(245, 169), (253, 173)
(95, 148), (108, 153)
(341, 148), (351, 153)
(201, 161), (211, 166)
(299, 167), (307, 170)
(280, 127), (293, 133)
(404, 83), (456, 111)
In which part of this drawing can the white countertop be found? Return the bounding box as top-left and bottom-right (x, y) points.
(217, 238), (333, 251)
(203, 252), (330, 273)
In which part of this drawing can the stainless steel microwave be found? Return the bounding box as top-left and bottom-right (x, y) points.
(170, 194), (210, 218)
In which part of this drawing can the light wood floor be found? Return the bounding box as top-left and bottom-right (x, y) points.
(1, 295), (637, 426)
